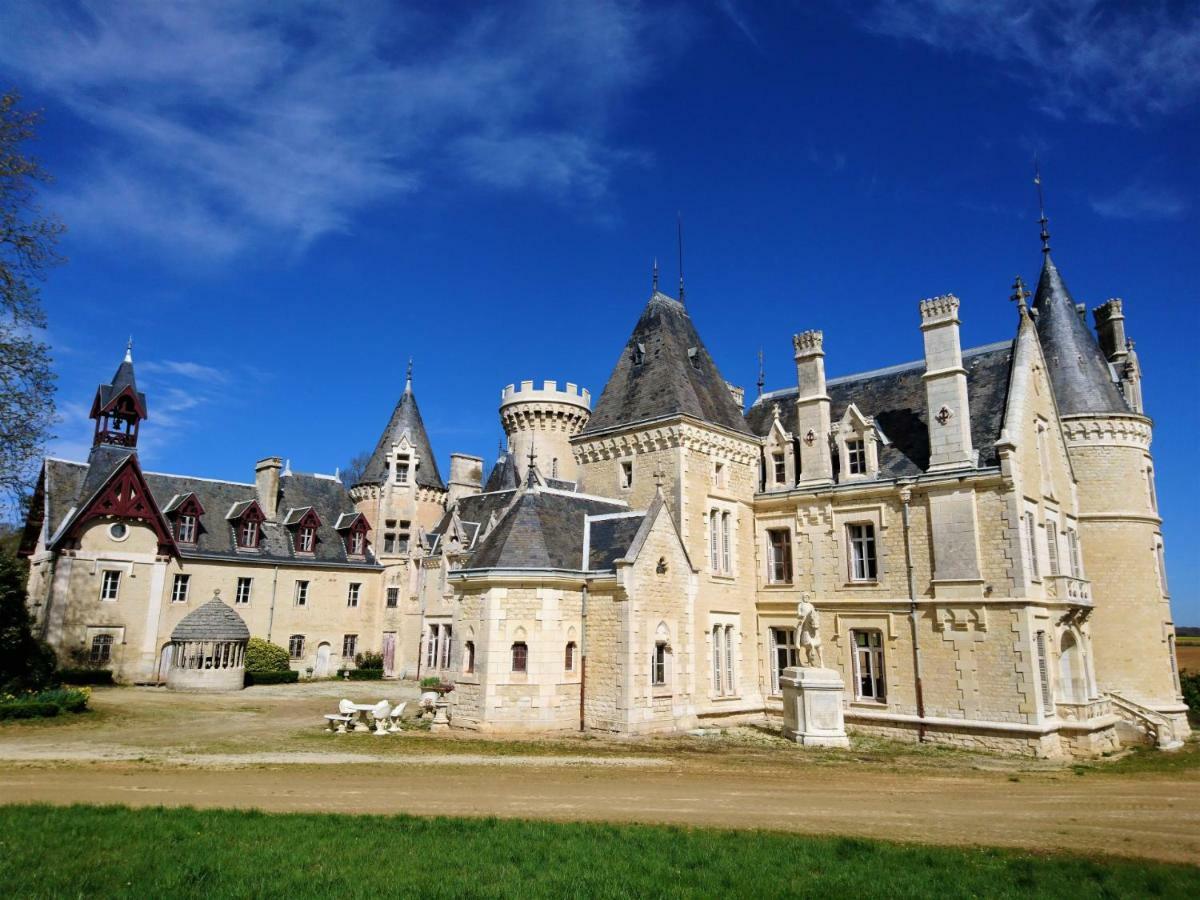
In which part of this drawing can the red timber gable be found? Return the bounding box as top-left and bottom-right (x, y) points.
(288, 507), (322, 554)
(335, 512), (371, 558)
(167, 493), (206, 545)
(55, 456), (177, 557)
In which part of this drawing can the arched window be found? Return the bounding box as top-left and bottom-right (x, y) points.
(511, 641), (528, 673)
(564, 641), (576, 672)
(463, 641), (475, 674)
(1058, 631), (1086, 704)
(90, 633), (114, 664)
(652, 623), (670, 687)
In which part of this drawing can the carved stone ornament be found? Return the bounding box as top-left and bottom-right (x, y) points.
(803, 429), (816, 446)
(935, 405), (953, 426)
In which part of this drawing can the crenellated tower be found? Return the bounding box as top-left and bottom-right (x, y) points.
(499, 380), (591, 483)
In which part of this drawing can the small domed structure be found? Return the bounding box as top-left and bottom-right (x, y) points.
(166, 591), (250, 692)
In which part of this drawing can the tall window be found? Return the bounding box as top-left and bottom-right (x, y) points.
(238, 518), (259, 549)
(852, 630), (885, 701)
(90, 633), (114, 664)
(348, 529), (365, 556)
(846, 439), (866, 475)
(709, 510), (720, 573)
(1146, 466), (1158, 512)
(1024, 512), (1039, 580)
(177, 514), (197, 544)
(294, 580), (309, 607)
(1156, 541), (1169, 596)
(620, 460), (633, 489)
(769, 627), (798, 695)
(397, 522), (410, 554)
(511, 641), (528, 673)
(1067, 528), (1082, 578)
(346, 582), (361, 608)
(1045, 518), (1060, 576)
(386, 587), (399, 609)
(426, 625), (441, 668)
(395, 455), (410, 484)
(1168, 635), (1181, 694)
(384, 520), (397, 554)
(652, 641), (667, 687)
(773, 452), (786, 485)
(297, 525), (315, 553)
(439, 625), (453, 669)
(565, 641), (576, 672)
(1035, 630), (1053, 715)
(100, 570), (121, 601)
(767, 529), (793, 584)
(724, 625), (735, 695)
(712, 625), (723, 694)
(463, 641), (476, 674)
(848, 524), (877, 581)
(289, 634), (305, 659)
(235, 577), (252, 605)
(342, 634), (358, 658)
(171, 574), (190, 604)
(721, 512), (731, 573)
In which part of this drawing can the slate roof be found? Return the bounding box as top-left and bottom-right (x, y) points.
(581, 291), (753, 437)
(170, 596), (251, 642)
(1032, 254), (1129, 416)
(357, 385), (446, 490)
(748, 341), (1015, 478)
(586, 514), (646, 571)
(466, 489), (630, 570)
(93, 353), (147, 416)
(482, 452), (520, 492)
(429, 488), (518, 549)
(37, 455), (379, 568)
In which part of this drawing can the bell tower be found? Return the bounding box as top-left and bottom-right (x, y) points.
(89, 340), (147, 449)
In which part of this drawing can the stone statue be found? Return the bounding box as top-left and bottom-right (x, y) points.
(796, 599), (824, 668)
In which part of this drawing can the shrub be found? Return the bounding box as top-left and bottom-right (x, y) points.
(58, 669), (115, 686)
(420, 676), (442, 689)
(0, 552), (59, 694)
(245, 638), (291, 673)
(337, 669), (383, 681)
(30, 686), (90, 713)
(355, 651), (384, 671)
(1181, 671), (1200, 721)
(0, 701), (59, 720)
(244, 670), (299, 686)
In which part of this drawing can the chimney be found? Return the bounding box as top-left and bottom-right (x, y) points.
(792, 330), (832, 486)
(448, 453), (484, 505)
(726, 382), (745, 410)
(255, 457), (282, 521)
(1093, 299), (1127, 363)
(919, 295), (974, 472)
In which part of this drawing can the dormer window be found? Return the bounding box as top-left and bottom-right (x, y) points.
(229, 500), (266, 550)
(166, 493), (205, 546)
(349, 530), (365, 555)
(631, 342), (645, 366)
(846, 439), (866, 475)
(395, 454), (410, 484)
(177, 514), (197, 543)
(773, 452), (786, 485)
(297, 526), (315, 553)
(239, 519), (260, 548)
(834, 404), (880, 482)
(336, 512), (370, 559)
(285, 507), (322, 555)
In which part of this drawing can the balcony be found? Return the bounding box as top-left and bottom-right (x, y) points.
(1044, 574), (1090, 603)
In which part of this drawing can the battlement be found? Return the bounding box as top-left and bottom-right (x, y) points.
(500, 380), (591, 410)
(919, 294), (960, 326)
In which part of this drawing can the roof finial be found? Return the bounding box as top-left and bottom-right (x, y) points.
(1010, 275), (1031, 313)
(1034, 156), (1051, 255)
(405, 358), (413, 393)
(124, 336), (133, 364)
(652, 257), (659, 293)
(676, 211), (685, 303)
(498, 435), (506, 459)
(756, 347), (765, 399)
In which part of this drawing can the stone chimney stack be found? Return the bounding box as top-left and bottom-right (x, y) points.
(792, 330), (832, 486)
(448, 453), (484, 505)
(255, 457), (282, 520)
(919, 295), (975, 472)
(1093, 299), (1128, 364)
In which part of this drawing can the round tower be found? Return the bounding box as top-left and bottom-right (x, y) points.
(500, 380), (591, 483)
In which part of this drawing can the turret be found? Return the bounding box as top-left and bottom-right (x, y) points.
(89, 340), (147, 449)
(919, 294), (975, 472)
(499, 380), (591, 483)
(791, 330), (832, 486)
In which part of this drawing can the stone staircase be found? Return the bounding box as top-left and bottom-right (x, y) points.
(1107, 691), (1184, 751)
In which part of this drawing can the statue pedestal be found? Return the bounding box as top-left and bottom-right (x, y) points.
(780, 666), (849, 748)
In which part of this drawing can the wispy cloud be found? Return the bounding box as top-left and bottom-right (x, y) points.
(0, 1), (682, 261)
(1091, 181), (1190, 221)
(715, 0), (760, 49)
(851, 1), (1200, 124)
(139, 360), (231, 386)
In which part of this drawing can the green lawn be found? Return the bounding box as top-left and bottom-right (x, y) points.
(0, 805), (1196, 898)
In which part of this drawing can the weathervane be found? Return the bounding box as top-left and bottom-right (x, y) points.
(677, 212), (685, 303)
(405, 358), (413, 392)
(1034, 157), (1051, 255)
(756, 348), (765, 399)
(652, 257), (659, 292)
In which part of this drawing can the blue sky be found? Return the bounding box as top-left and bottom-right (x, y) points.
(2, 1), (1197, 619)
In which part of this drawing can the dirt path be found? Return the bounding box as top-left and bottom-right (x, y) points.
(4, 760), (1198, 864)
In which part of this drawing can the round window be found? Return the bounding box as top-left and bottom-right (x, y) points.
(108, 522), (129, 541)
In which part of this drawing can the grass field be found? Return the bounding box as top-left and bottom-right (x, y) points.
(1177, 636), (1200, 673)
(1, 805), (1197, 899)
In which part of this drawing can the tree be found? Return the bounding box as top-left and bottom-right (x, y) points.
(0, 548), (57, 693)
(340, 450), (371, 488)
(1, 90), (62, 511)
(244, 637), (291, 673)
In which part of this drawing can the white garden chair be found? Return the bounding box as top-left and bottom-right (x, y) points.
(324, 698), (357, 734)
(370, 699), (392, 736)
(387, 701), (407, 733)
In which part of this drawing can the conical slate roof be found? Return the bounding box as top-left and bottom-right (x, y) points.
(171, 596), (250, 642)
(482, 451), (520, 492)
(581, 291), (752, 436)
(357, 383), (446, 490)
(92, 347), (148, 417)
(1032, 255), (1128, 416)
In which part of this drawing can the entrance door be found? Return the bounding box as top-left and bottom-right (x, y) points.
(382, 632), (396, 678)
(314, 642), (332, 677)
(157, 644), (173, 684)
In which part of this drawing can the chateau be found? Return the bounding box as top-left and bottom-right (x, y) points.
(20, 233), (1189, 756)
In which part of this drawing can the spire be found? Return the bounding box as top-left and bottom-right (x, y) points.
(676, 212), (685, 303)
(756, 347), (765, 399)
(652, 257), (659, 293)
(89, 342), (148, 449)
(124, 336), (133, 363)
(356, 370), (446, 490)
(1034, 157), (1051, 255)
(524, 434), (541, 488)
(405, 358), (413, 394)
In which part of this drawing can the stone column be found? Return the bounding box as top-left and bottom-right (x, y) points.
(920, 295), (975, 472)
(792, 331), (833, 486)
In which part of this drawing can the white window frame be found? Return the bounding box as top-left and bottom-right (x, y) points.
(177, 514), (197, 544)
(851, 629), (885, 702)
(171, 573), (190, 604)
(239, 519), (259, 549)
(1035, 629), (1054, 715)
(100, 569), (122, 602)
(1067, 527), (1082, 578)
(342, 634), (358, 658)
(294, 580), (309, 607)
(766, 527), (793, 584)
(426, 624), (440, 668)
(772, 452), (786, 485)
(235, 577), (253, 605)
(847, 523), (877, 582)
(288, 634), (305, 659)
(298, 526), (315, 553)
(769, 627), (798, 695)
(394, 454), (410, 485)
(346, 582), (361, 608)
(721, 512), (731, 573)
(620, 460), (633, 489)
(652, 641), (668, 687)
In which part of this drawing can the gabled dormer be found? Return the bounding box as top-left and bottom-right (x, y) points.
(335, 512), (370, 558)
(163, 492), (205, 546)
(834, 403), (881, 482)
(762, 403), (797, 491)
(227, 499), (266, 551)
(90, 342), (148, 449)
(283, 506), (322, 555)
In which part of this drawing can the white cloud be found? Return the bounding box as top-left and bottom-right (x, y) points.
(0, 0), (680, 260)
(1090, 181), (1189, 221)
(139, 359), (231, 386)
(852, 1), (1200, 124)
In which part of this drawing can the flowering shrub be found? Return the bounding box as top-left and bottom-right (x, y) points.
(0, 686), (89, 719)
